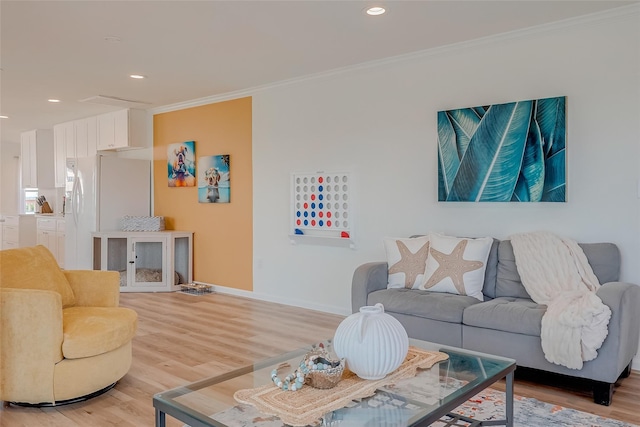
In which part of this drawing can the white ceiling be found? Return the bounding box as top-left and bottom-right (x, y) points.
(1, 0), (636, 145)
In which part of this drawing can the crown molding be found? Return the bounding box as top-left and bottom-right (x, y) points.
(150, 3), (640, 116)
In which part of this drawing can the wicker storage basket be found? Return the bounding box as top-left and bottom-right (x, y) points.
(120, 216), (165, 232)
(303, 350), (345, 389)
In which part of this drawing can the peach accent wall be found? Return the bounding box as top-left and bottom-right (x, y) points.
(153, 97), (252, 291)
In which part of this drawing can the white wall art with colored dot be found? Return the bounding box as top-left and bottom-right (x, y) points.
(290, 172), (353, 247)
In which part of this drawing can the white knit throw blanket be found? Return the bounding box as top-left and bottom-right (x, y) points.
(510, 232), (611, 369)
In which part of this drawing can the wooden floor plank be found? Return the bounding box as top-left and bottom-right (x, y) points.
(1, 292), (637, 426)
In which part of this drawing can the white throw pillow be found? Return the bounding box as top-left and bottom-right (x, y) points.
(384, 236), (430, 289)
(419, 234), (493, 301)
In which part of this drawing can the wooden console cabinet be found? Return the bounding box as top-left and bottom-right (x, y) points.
(92, 231), (193, 292)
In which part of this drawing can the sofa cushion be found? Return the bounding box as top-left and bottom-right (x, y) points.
(62, 307), (138, 359)
(496, 240), (532, 299)
(0, 245), (76, 308)
(368, 289), (481, 323)
(496, 240), (621, 299)
(580, 243), (620, 284)
(384, 236), (430, 289)
(480, 239), (500, 299)
(463, 297), (545, 336)
(420, 234), (493, 301)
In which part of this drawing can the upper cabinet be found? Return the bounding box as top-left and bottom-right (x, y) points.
(21, 129), (54, 188)
(96, 108), (147, 151)
(53, 121), (73, 188)
(54, 116), (100, 187)
(74, 116), (98, 158)
(51, 109), (146, 184)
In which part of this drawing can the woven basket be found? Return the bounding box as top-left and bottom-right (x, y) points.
(303, 350), (345, 389)
(120, 216), (165, 232)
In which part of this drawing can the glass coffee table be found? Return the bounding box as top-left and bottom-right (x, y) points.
(153, 339), (515, 427)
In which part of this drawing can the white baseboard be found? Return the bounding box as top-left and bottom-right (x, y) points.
(193, 281), (351, 317)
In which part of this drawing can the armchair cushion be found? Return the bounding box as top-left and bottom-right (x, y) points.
(0, 245), (76, 308)
(62, 307), (138, 359)
(64, 270), (120, 307)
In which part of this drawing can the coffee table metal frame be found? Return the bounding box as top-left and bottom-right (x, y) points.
(154, 339), (515, 427)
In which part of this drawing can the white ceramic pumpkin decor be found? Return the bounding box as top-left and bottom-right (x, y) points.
(333, 303), (409, 380)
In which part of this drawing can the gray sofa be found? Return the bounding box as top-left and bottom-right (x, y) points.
(352, 239), (640, 405)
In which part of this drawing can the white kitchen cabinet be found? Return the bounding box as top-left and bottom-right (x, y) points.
(97, 108), (147, 151)
(2, 215), (36, 249)
(21, 130), (54, 188)
(20, 132), (36, 187)
(62, 122), (75, 159)
(53, 128), (66, 187)
(54, 117), (99, 187)
(36, 216), (65, 267)
(56, 219), (66, 268)
(92, 231), (193, 292)
(74, 116), (98, 158)
(53, 122), (73, 188)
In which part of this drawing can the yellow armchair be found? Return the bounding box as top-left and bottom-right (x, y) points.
(0, 245), (137, 405)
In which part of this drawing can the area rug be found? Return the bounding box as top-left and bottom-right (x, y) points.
(205, 387), (638, 427)
(435, 388), (638, 427)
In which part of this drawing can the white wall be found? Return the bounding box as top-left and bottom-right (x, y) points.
(252, 10), (640, 315)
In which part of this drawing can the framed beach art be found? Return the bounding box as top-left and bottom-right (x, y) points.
(437, 96), (566, 202)
(198, 154), (230, 203)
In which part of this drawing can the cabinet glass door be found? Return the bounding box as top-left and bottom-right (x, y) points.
(103, 237), (128, 287)
(131, 238), (166, 287)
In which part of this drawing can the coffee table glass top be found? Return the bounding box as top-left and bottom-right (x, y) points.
(153, 339), (515, 427)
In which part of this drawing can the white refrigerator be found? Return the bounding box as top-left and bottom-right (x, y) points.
(65, 155), (151, 270)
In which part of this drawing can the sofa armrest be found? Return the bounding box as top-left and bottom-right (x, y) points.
(63, 270), (120, 307)
(0, 288), (64, 403)
(352, 262), (388, 313)
(596, 282), (640, 372)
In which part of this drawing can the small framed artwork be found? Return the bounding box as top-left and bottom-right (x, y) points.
(437, 96), (566, 202)
(198, 155), (230, 203)
(168, 141), (196, 187)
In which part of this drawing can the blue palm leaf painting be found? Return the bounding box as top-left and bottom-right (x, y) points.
(437, 111), (460, 199)
(512, 111), (545, 202)
(438, 96), (566, 202)
(447, 108), (481, 159)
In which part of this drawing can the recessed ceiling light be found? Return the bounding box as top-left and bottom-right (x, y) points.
(366, 6), (386, 16)
(0, 115), (8, 119)
(48, 99), (61, 103)
(130, 74), (146, 79)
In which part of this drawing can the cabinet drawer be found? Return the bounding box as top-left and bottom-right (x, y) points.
(3, 215), (19, 226)
(37, 218), (56, 230)
(56, 219), (65, 233)
(2, 240), (18, 250)
(3, 225), (18, 243)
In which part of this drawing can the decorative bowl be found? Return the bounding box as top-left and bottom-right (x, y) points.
(303, 349), (345, 389)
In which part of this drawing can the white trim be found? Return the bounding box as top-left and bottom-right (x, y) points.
(148, 4), (639, 115)
(193, 281), (351, 316)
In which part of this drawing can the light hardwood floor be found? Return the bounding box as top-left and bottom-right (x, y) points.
(1, 292), (638, 426)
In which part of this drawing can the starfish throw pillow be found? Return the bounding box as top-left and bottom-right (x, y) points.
(419, 234), (492, 301)
(384, 236), (430, 289)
